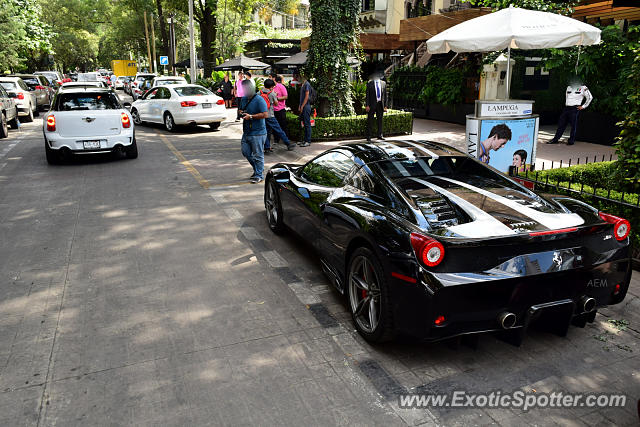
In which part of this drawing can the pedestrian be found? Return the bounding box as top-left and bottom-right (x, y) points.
(234, 71), (245, 121)
(261, 79), (295, 153)
(273, 75), (289, 143)
(297, 73), (312, 147)
(365, 72), (387, 142)
(478, 124), (512, 164)
(238, 79), (269, 184)
(547, 78), (593, 145)
(220, 73), (233, 108)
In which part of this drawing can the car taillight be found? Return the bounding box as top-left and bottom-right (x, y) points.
(410, 233), (445, 267)
(216, 99), (224, 105)
(46, 115), (55, 131)
(180, 101), (198, 107)
(599, 212), (630, 241)
(35, 85), (44, 90)
(17, 93), (24, 100)
(121, 112), (131, 128)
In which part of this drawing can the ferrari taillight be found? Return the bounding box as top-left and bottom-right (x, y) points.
(599, 212), (630, 241)
(121, 112), (130, 128)
(410, 233), (445, 267)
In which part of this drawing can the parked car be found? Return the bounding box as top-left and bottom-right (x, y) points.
(0, 85), (19, 138)
(114, 76), (130, 90)
(34, 71), (64, 87)
(43, 87), (137, 164)
(123, 76), (136, 95)
(263, 140), (632, 343)
(151, 76), (187, 87)
(8, 74), (52, 111)
(0, 77), (38, 122)
(131, 84), (226, 131)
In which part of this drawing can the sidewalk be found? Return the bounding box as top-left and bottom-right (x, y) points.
(411, 118), (617, 170)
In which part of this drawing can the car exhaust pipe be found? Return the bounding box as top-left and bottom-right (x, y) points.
(579, 296), (596, 313)
(498, 312), (516, 329)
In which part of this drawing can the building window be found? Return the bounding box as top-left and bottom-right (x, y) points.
(362, 0), (374, 12)
(406, 0), (432, 18)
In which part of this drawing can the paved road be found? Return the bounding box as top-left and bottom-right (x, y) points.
(0, 110), (639, 426)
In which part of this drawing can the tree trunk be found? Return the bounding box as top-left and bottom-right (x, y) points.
(155, 0), (169, 59)
(198, 5), (216, 77)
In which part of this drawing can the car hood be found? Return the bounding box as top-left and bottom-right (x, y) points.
(399, 175), (584, 238)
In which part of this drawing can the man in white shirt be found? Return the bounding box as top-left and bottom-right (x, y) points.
(548, 79), (593, 146)
(365, 72), (387, 142)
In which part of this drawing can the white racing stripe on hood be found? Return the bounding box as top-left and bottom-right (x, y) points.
(412, 178), (516, 238)
(402, 140), (440, 159)
(436, 177), (585, 230)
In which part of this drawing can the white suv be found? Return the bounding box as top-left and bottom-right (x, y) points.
(43, 87), (137, 164)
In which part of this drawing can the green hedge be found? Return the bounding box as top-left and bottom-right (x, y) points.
(285, 110), (413, 142)
(522, 164), (639, 257)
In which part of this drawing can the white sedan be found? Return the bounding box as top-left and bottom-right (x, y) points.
(43, 87), (137, 164)
(130, 84), (226, 131)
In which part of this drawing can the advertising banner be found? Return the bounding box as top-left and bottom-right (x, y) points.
(477, 117), (538, 174)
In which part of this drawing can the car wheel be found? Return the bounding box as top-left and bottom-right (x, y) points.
(23, 106), (34, 123)
(126, 138), (138, 159)
(8, 109), (18, 129)
(163, 112), (175, 132)
(131, 108), (142, 125)
(209, 122), (221, 130)
(347, 247), (394, 343)
(45, 140), (59, 164)
(264, 179), (285, 234)
(0, 113), (7, 138)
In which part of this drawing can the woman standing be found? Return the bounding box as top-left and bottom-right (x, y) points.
(221, 73), (233, 108)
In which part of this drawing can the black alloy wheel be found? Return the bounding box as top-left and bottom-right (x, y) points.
(264, 179), (284, 234)
(347, 247), (394, 342)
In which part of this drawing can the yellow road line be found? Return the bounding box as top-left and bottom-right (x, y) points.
(158, 133), (211, 189)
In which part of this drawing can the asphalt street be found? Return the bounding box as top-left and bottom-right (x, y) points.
(0, 108), (639, 426)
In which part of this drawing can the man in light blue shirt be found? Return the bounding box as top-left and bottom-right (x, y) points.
(238, 80), (268, 183)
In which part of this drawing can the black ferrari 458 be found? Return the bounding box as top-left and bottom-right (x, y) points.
(263, 140), (632, 343)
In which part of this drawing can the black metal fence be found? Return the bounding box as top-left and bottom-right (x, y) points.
(536, 153), (617, 171)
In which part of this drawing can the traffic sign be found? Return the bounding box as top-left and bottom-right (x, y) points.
(160, 56), (169, 66)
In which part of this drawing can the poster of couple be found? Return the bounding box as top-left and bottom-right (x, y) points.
(477, 118), (538, 174)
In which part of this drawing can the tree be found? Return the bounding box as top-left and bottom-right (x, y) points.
(0, 0), (27, 71)
(307, 0), (361, 117)
(616, 48), (640, 184)
(462, 0), (576, 14)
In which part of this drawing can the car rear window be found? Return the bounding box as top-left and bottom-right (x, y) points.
(173, 86), (212, 97)
(21, 78), (40, 87)
(55, 92), (120, 111)
(0, 82), (17, 90)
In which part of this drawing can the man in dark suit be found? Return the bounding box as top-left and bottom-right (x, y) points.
(365, 74), (387, 142)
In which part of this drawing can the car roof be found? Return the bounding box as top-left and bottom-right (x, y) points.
(154, 76), (185, 80)
(58, 87), (112, 93)
(8, 74), (40, 78)
(339, 140), (465, 164)
(0, 77), (22, 81)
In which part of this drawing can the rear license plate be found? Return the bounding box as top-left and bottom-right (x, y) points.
(83, 140), (101, 149)
(202, 103), (212, 109)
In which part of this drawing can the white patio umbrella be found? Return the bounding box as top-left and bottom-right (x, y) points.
(427, 6), (601, 98)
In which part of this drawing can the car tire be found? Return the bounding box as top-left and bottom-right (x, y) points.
(45, 140), (59, 164)
(0, 113), (7, 138)
(8, 109), (19, 129)
(209, 122), (221, 130)
(126, 138), (138, 159)
(23, 106), (33, 123)
(131, 108), (142, 125)
(264, 179), (285, 234)
(163, 112), (176, 132)
(347, 247), (394, 343)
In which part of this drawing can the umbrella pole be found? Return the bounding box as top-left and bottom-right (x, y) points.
(506, 45), (511, 100)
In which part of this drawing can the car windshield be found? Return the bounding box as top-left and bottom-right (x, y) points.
(156, 79), (184, 86)
(56, 92), (120, 111)
(377, 156), (498, 179)
(0, 82), (17, 90)
(173, 86), (212, 97)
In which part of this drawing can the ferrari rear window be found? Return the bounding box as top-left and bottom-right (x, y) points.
(174, 86), (212, 97)
(55, 93), (120, 111)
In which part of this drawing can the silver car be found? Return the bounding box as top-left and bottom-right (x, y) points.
(9, 74), (52, 111)
(0, 77), (38, 122)
(0, 85), (19, 137)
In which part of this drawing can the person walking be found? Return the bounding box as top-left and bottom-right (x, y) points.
(297, 73), (312, 147)
(547, 78), (593, 146)
(273, 75), (289, 144)
(261, 79), (295, 153)
(238, 80), (269, 184)
(365, 73), (387, 142)
(220, 73), (233, 108)
(234, 71), (245, 121)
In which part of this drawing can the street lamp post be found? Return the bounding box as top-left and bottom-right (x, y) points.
(188, 0), (196, 83)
